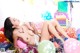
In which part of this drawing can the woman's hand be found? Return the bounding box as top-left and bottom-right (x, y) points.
(30, 22), (39, 34)
(23, 22), (38, 34)
(23, 22), (34, 31)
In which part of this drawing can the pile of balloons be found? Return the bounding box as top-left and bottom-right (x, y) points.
(0, 31), (6, 42)
(17, 39), (38, 53)
(0, 27), (4, 32)
(65, 28), (77, 39)
(76, 28), (80, 40)
(64, 38), (80, 53)
(38, 40), (56, 53)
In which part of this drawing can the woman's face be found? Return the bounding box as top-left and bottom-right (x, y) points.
(9, 17), (20, 27)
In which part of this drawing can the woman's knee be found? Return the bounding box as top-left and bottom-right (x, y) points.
(51, 19), (59, 26)
(43, 21), (50, 25)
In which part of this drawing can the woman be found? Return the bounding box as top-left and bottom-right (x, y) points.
(4, 17), (69, 46)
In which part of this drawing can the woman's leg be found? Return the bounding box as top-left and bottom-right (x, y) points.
(51, 19), (69, 38)
(48, 22), (64, 42)
(41, 21), (50, 41)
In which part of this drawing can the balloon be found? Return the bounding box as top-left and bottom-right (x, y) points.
(38, 40), (56, 53)
(28, 0), (34, 5)
(64, 38), (80, 53)
(17, 40), (38, 53)
(76, 28), (80, 40)
(41, 11), (53, 20)
(54, 12), (70, 28)
(66, 28), (77, 38)
(78, 34), (80, 41)
(76, 28), (80, 35)
(0, 27), (4, 32)
(54, 0), (59, 5)
(0, 31), (6, 42)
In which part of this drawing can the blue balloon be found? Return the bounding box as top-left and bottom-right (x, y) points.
(76, 28), (80, 40)
(78, 34), (80, 40)
(41, 11), (53, 20)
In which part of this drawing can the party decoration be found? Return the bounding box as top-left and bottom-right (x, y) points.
(76, 28), (80, 40)
(65, 28), (77, 39)
(54, 12), (69, 28)
(17, 39), (38, 53)
(54, 0), (59, 5)
(38, 40), (56, 53)
(0, 31), (6, 42)
(0, 27), (4, 32)
(54, 12), (69, 19)
(64, 38), (80, 53)
(0, 42), (12, 51)
(24, 45), (38, 53)
(78, 34), (80, 41)
(28, 0), (34, 5)
(41, 11), (53, 20)
(58, 1), (68, 12)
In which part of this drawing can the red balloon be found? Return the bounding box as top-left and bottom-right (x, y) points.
(0, 27), (4, 32)
(66, 28), (77, 39)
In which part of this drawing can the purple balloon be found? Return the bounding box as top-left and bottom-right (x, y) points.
(76, 28), (80, 36)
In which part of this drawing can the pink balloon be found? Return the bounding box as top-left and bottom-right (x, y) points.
(17, 40), (27, 49)
(64, 38), (80, 53)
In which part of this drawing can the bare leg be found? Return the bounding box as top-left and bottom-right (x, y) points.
(48, 22), (64, 42)
(51, 19), (69, 38)
(41, 21), (50, 41)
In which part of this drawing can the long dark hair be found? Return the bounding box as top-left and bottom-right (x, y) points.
(4, 17), (15, 43)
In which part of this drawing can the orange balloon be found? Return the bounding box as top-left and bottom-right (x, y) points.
(0, 31), (6, 42)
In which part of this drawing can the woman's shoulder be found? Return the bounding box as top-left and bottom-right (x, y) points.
(13, 29), (19, 35)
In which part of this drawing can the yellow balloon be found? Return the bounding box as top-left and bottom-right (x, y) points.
(54, 0), (59, 5)
(28, 0), (34, 5)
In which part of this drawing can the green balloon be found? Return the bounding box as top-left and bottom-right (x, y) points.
(38, 40), (56, 53)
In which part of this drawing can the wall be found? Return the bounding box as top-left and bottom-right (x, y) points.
(0, 0), (80, 30)
(0, 0), (58, 28)
(71, 2), (80, 30)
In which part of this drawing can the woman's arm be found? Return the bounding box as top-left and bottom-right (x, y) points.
(23, 22), (34, 30)
(13, 34), (23, 53)
(30, 22), (39, 34)
(13, 34), (19, 49)
(23, 22), (39, 34)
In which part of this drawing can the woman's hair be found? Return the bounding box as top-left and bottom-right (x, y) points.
(4, 17), (15, 43)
